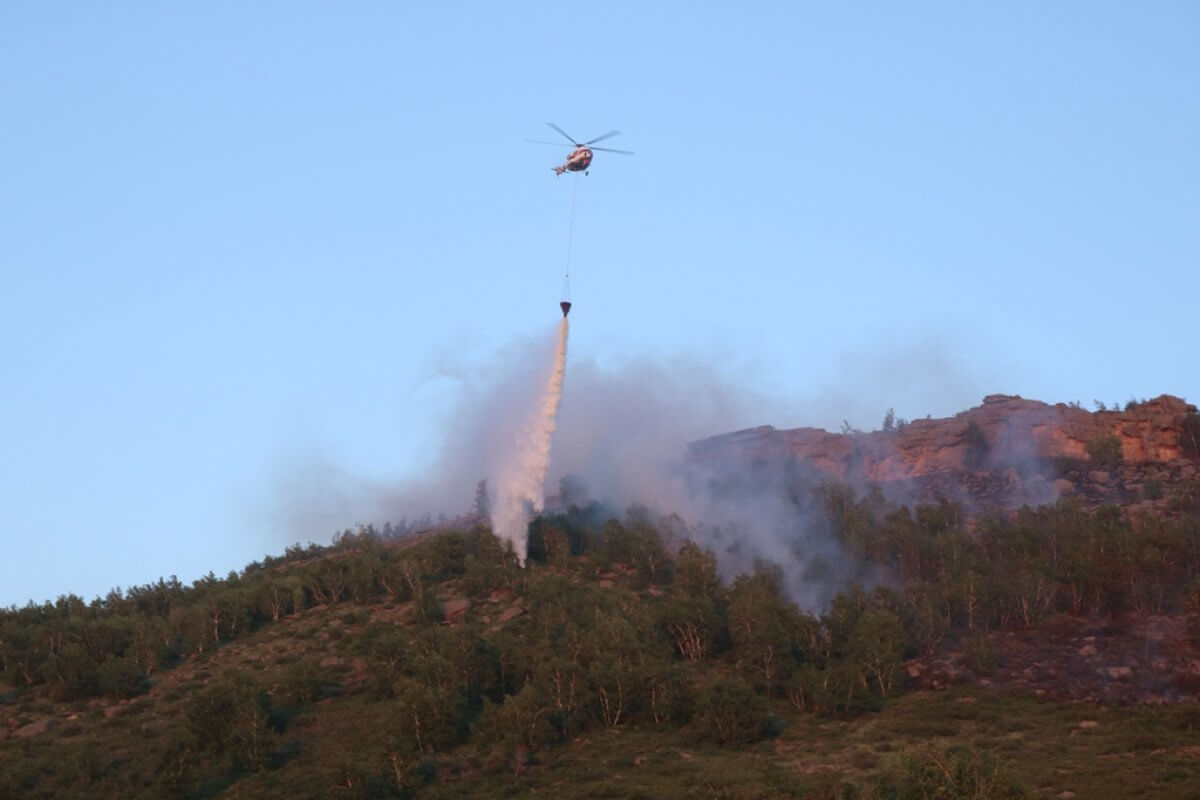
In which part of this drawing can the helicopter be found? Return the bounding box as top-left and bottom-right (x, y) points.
(526, 123), (634, 175)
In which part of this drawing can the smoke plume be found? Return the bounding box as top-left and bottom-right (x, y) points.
(490, 317), (569, 562)
(265, 331), (991, 611)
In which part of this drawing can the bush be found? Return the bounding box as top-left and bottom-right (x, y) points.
(1085, 434), (1122, 469)
(280, 659), (335, 705)
(874, 746), (1028, 799)
(692, 675), (768, 745)
(1142, 478), (1164, 501)
(98, 657), (147, 701)
(965, 633), (998, 676)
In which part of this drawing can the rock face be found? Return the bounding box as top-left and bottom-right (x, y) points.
(689, 395), (1198, 510)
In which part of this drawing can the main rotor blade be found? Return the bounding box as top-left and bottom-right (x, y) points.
(591, 146), (635, 155)
(524, 139), (574, 147)
(545, 122), (579, 145)
(585, 130), (621, 145)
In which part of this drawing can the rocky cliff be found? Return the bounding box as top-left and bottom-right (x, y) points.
(690, 395), (1200, 511)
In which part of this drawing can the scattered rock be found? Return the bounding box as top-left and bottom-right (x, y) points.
(1088, 471), (1110, 484)
(498, 606), (526, 622)
(1078, 720), (1099, 729)
(442, 598), (471, 620)
(320, 656), (342, 668)
(1051, 479), (1076, 497)
(1078, 645), (1097, 657)
(487, 588), (514, 603)
(1058, 791), (1077, 798)
(597, 579), (615, 589)
(906, 664), (923, 678)
(14, 719), (54, 738)
(1101, 666), (1133, 681)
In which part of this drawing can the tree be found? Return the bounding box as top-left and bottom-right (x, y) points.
(963, 421), (990, 468)
(727, 569), (805, 696)
(601, 519), (636, 565)
(186, 671), (274, 772)
(474, 479), (491, 516)
(1182, 412), (1200, 458)
(660, 595), (722, 662)
(847, 608), (906, 697)
(674, 541), (723, 600)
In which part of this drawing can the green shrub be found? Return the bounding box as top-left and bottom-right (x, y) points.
(1085, 434), (1122, 469)
(280, 659), (334, 705)
(874, 746), (1028, 799)
(965, 633), (998, 676)
(98, 657), (147, 701)
(692, 675), (768, 745)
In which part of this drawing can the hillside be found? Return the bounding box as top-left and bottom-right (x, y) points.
(3, 396), (1200, 799)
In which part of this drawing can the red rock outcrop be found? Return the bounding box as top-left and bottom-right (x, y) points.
(690, 395), (1199, 509)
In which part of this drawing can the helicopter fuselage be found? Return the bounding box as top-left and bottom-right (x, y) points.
(554, 146), (593, 175)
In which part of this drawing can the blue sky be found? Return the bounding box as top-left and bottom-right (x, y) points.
(2, 2), (1197, 606)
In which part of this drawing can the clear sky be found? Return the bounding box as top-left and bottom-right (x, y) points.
(2, 2), (1197, 606)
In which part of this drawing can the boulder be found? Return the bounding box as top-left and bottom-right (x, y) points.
(1051, 479), (1076, 497)
(442, 598), (471, 620)
(1101, 666), (1133, 681)
(14, 719), (54, 738)
(498, 606), (526, 622)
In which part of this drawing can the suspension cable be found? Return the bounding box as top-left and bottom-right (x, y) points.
(565, 174), (579, 272)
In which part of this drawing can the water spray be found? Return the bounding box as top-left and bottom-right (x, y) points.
(490, 317), (569, 563)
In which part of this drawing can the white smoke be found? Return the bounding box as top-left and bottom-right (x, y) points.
(490, 317), (569, 562)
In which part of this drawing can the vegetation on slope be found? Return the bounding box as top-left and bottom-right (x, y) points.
(3, 478), (1200, 798)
